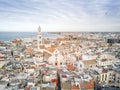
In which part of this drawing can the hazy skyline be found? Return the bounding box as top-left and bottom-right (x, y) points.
(0, 0), (120, 32)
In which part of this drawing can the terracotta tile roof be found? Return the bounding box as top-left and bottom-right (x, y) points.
(80, 80), (94, 89)
(72, 85), (80, 90)
(0, 41), (6, 44)
(47, 45), (56, 52)
(40, 45), (46, 49)
(101, 59), (107, 62)
(0, 56), (5, 58)
(56, 38), (69, 42)
(24, 47), (33, 53)
(40, 64), (46, 67)
(25, 85), (32, 90)
(14, 55), (20, 58)
(44, 39), (50, 44)
(34, 51), (43, 57)
(51, 78), (58, 86)
(74, 46), (82, 51)
(83, 59), (97, 66)
(67, 64), (75, 71)
(43, 51), (52, 59)
(12, 39), (22, 43)
(26, 67), (35, 69)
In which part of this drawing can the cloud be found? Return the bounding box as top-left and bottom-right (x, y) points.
(0, 0), (120, 32)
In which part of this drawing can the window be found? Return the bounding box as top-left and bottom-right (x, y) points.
(117, 80), (119, 83)
(90, 65), (92, 68)
(105, 74), (107, 80)
(55, 62), (57, 65)
(109, 73), (111, 76)
(109, 80), (112, 83)
(102, 75), (104, 81)
(80, 64), (82, 67)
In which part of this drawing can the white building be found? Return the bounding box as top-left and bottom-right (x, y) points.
(75, 60), (84, 70)
(48, 49), (66, 68)
(98, 54), (119, 67)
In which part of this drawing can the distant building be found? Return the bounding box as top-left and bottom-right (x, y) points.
(107, 39), (120, 44)
(12, 38), (23, 47)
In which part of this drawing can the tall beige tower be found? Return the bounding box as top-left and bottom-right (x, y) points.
(37, 26), (42, 50)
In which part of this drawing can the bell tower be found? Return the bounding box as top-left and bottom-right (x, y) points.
(37, 26), (42, 50)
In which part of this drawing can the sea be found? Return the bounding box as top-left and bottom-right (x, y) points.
(0, 32), (63, 42)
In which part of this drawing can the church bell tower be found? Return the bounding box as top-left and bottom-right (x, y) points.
(37, 26), (42, 50)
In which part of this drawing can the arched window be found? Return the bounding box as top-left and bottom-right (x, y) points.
(109, 73), (111, 76)
(80, 64), (82, 67)
(90, 65), (92, 68)
(55, 62), (57, 65)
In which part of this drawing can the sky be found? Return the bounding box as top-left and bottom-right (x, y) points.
(0, 0), (120, 32)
